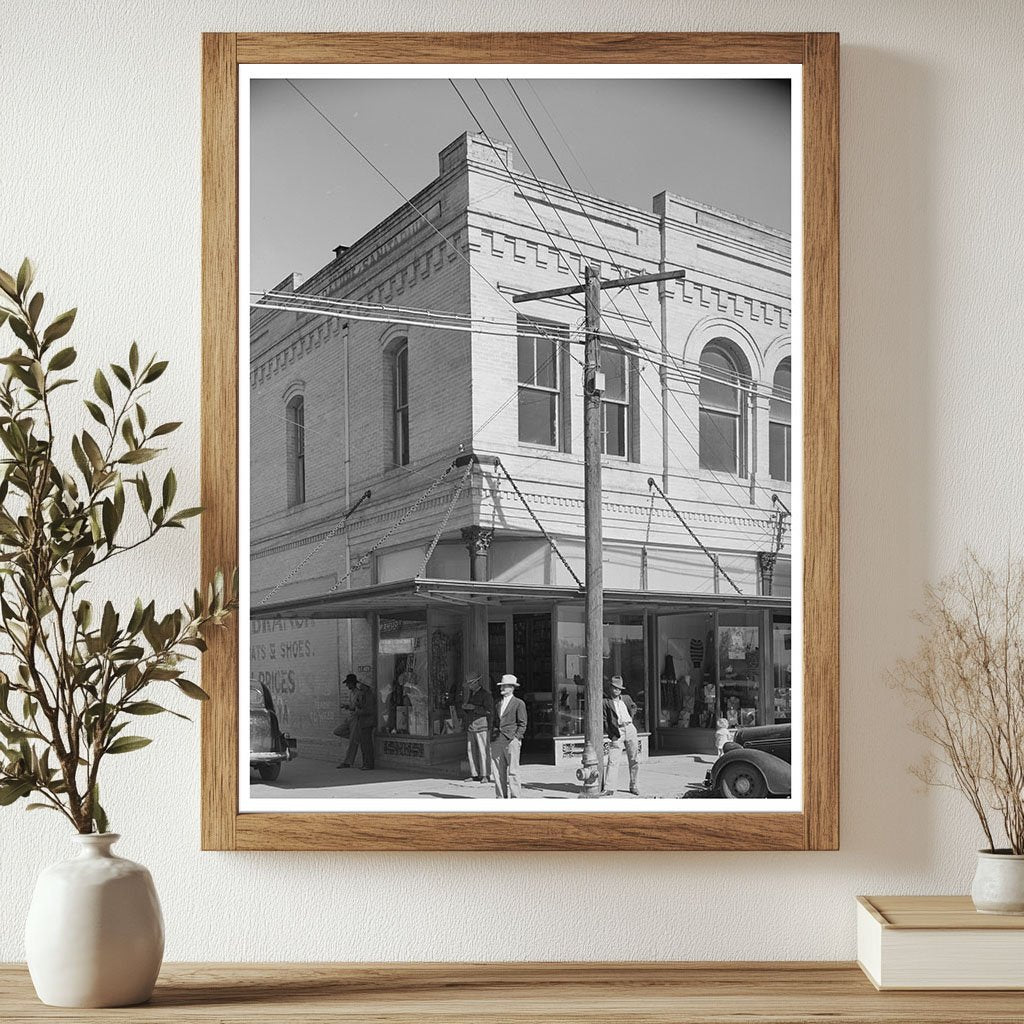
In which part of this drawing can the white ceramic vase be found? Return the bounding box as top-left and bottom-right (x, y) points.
(25, 833), (164, 1007)
(971, 849), (1024, 915)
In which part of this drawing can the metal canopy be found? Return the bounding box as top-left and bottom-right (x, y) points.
(250, 578), (790, 620)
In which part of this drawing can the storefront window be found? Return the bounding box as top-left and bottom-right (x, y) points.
(655, 612), (716, 729)
(377, 615), (428, 736)
(554, 609), (647, 735)
(428, 610), (465, 737)
(771, 612), (792, 723)
(718, 611), (763, 728)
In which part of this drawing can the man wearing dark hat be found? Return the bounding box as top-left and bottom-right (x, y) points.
(490, 674), (527, 798)
(337, 673), (376, 771)
(603, 674), (640, 795)
(461, 672), (493, 783)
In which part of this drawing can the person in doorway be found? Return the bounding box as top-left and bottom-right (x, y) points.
(490, 674), (527, 798)
(461, 672), (493, 783)
(337, 673), (376, 771)
(603, 675), (641, 796)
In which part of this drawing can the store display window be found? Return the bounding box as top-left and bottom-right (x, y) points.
(771, 612), (792, 723)
(427, 610), (466, 737)
(655, 612), (716, 729)
(554, 609), (647, 735)
(377, 615), (428, 736)
(718, 611), (763, 728)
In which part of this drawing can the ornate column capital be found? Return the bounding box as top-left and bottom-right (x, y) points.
(460, 525), (494, 556)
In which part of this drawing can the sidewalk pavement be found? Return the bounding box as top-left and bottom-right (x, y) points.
(251, 749), (717, 800)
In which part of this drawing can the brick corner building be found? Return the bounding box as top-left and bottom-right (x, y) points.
(250, 132), (794, 775)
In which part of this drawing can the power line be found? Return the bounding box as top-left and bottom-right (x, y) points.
(508, 80), (790, 510)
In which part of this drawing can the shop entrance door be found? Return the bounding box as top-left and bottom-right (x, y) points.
(512, 613), (553, 760)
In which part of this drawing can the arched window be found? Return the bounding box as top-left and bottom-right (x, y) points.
(393, 342), (409, 466)
(769, 357), (792, 482)
(286, 394), (305, 506)
(698, 340), (750, 476)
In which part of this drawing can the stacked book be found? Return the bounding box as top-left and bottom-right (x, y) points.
(857, 895), (1024, 990)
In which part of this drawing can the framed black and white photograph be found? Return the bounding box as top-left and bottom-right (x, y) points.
(201, 32), (838, 851)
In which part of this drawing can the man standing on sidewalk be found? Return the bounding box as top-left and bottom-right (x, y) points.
(461, 672), (493, 783)
(603, 675), (641, 796)
(337, 673), (376, 771)
(491, 674), (527, 798)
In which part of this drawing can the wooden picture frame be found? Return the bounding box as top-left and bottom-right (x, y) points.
(201, 32), (838, 851)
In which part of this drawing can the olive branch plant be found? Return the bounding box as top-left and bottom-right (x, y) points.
(894, 552), (1024, 854)
(0, 259), (236, 834)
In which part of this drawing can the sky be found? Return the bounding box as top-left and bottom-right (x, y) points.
(249, 76), (791, 293)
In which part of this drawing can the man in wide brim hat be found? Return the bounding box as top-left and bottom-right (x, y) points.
(491, 674), (527, 798)
(603, 674), (641, 796)
(461, 672), (493, 783)
(337, 672), (376, 771)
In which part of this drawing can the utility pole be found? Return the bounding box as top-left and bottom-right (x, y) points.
(513, 265), (686, 798)
(580, 265), (604, 796)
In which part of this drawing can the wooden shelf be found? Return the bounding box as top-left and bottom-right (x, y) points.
(4, 962), (1024, 1022)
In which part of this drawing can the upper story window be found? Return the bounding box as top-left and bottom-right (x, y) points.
(600, 344), (638, 461)
(393, 342), (410, 466)
(517, 317), (569, 450)
(698, 340), (750, 477)
(769, 357), (792, 482)
(286, 394), (306, 506)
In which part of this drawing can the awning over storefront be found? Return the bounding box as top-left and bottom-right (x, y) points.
(251, 578), (790, 620)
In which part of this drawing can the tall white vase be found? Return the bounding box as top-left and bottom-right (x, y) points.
(25, 833), (164, 1007)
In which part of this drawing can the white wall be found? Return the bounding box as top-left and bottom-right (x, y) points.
(2, 0), (1022, 962)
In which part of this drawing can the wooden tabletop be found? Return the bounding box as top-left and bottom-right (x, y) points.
(3, 962), (1024, 1023)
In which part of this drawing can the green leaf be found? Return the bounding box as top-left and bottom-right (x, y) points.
(110, 363), (131, 389)
(101, 498), (117, 546)
(105, 735), (152, 755)
(8, 316), (31, 344)
(91, 785), (108, 834)
(93, 369), (113, 408)
(129, 342), (139, 375)
(124, 700), (171, 716)
(70, 435), (91, 481)
(76, 599), (93, 631)
(176, 679), (210, 701)
(168, 507), (203, 525)
(121, 418), (137, 449)
(0, 268), (18, 300)
(16, 258), (34, 298)
(162, 468), (176, 508)
(149, 421), (181, 438)
(118, 448), (157, 465)
(26, 803), (61, 813)
(27, 291), (43, 328)
(42, 308), (76, 344)
(48, 346), (77, 371)
(100, 601), (117, 646)
(81, 431), (105, 471)
(83, 400), (106, 427)
(136, 473), (152, 513)
(0, 779), (33, 805)
(142, 360), (168, 383)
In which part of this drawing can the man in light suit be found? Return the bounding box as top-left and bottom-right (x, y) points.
(490, 674), (527, 798)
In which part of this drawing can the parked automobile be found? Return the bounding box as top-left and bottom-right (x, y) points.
(705, 723), (791, 798)
(250, 683), (297, 781)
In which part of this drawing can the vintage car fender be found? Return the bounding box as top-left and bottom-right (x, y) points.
(709, 746), (791, 797)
